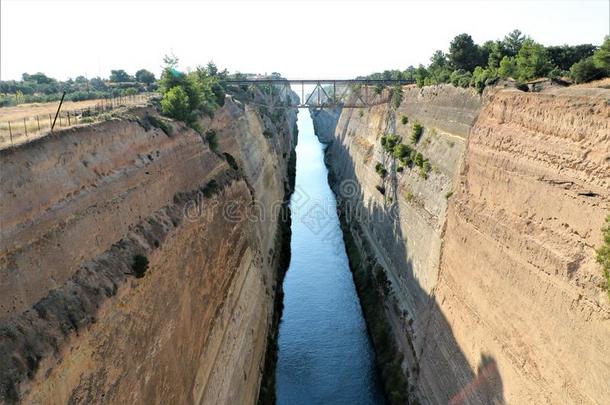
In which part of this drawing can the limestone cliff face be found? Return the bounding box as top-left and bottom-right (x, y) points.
(0, 97), (296, 404)
(313, 84), (610, 404)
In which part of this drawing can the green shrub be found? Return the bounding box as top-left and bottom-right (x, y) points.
(413, 152), (424, 168)
(205, 129), (218, 151)
(400, 115), (408, 125)
(135, 69), (156, 84)
(596, 215), (610, 299)
(124, 88), (138, 96)
(381, 134), (400, 153)
(515, 39), (553, 81)
(445, 191), (454, 199)
(470, 66), (497, 93)
(375, 162), (388, 178)
(161, 86), (191, 122)
(132, 254), (149, 278)
(224, 152), (239, 171)
(419, 160), (430, 179)
(148, 115), (172, 136)
(422, 160), (431, 173)
(359, 110), (364, 117)
(404, 190), (414, 202)
(570, 57), (606, 83)
(449, 69), (473, 88)
(498, 56), (518, 79)
(393, 143), (412, 166)
(592, 36), (610, 72)
(200, 179), (219, 197)
(158, 58), (224, 125)
(390, 86), (402, 109)
(375, 185), (386, 195)
(411, 123), (423, 144)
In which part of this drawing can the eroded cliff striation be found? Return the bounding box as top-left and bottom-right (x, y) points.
(0, 97), (297, 404)
(313, 84), (610, 404)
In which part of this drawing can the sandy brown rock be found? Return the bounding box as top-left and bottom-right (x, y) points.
(314, 84), (610, 404)
(0, 98), (296, 404)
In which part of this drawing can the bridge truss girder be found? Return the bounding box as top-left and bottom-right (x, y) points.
(224, 79), (414, 109)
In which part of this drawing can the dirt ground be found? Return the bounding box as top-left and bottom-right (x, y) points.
(0, 98), (113, 122)
(0, 94), (152, 149)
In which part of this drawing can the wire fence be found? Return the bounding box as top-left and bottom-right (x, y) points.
(0, 93), (155, 149)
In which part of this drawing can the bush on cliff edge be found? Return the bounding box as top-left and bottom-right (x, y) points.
(596, 215), (610, 299)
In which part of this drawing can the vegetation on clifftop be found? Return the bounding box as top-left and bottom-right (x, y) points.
(158, 55), (226, 130)
(360, 31), (610, 92)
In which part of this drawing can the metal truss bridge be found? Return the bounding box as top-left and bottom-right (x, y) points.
(224, 79), (415, 109)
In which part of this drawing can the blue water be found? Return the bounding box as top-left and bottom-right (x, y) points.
(275, 111), (385, 405)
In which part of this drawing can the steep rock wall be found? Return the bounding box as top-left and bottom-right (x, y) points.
(427, 89), (610, 404)
(0, 98), (296, 404)
(313, 84), (610, 404)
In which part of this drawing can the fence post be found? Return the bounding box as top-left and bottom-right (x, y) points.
(51, 91), (66, 132)
(49, 114), (52, 128)
(67, 111), (71, 126)
(8, 121), (12, 145)
(23, 118), (28, 137)
(37, 115), (41, 132)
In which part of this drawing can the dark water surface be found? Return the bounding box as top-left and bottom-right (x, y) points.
(275, 111), (385, 405)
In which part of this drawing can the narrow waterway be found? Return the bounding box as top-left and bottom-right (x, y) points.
(275, 111), (385, 405)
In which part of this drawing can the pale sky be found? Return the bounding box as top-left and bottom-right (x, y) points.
(1, 0), (609, 81)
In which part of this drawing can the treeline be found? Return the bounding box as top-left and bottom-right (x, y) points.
(362, 30), (610, 92)
(0, 69), (157, 107)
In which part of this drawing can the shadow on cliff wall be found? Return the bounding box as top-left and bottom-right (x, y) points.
(318, 108), (505, 405)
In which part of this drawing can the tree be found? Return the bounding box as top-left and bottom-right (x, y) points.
(427, 50), (452, 84)
(109, 69), (132, 82)
(546, 44), (597, 71)
(450, 69), (472, 87)
(161, 86), (191, 122)
(471, 66), (496, 93)
(503, 29), (525, 56)
(430, 50), (448, 70)
(593, 36), (610, 72)
(135, 69), (156, 84)
(486, 41), (510, 69)
(414, 65), (429, 87)
(570, 57), (605, 83)
(448, 33), (482, 71)
(89, 77), (107, 91)
(206, 61), (219, 76)
(163, 53), (179, 69)
(515, 39), (552, 81)
(23, 72), (55, 84)
(498, 56), (517, 79)
(403, 66), (416, 81)
(390, 85), (402, 109)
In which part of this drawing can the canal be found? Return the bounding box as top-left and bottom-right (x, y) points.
(275, 110), (385, 405)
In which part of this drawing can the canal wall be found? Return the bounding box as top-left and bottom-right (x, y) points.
(0, 95), (297, 404)
(312, 84), (610, 404)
